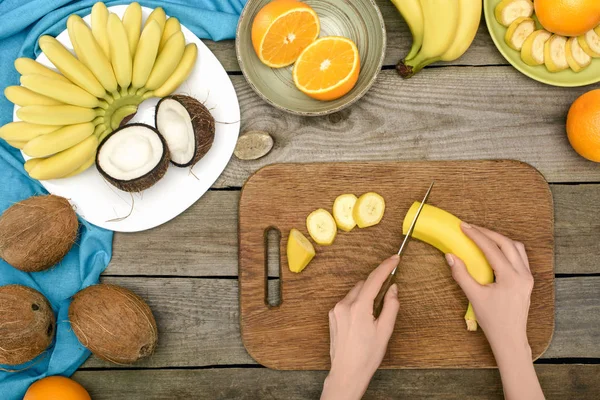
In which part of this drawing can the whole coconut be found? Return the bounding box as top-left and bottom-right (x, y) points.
(69, 284), (158, 365)
(0, 285), (55, 365)
(0, 195), (78, 272)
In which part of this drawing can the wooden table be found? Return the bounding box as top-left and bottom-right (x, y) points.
(73, 2), (600, 398)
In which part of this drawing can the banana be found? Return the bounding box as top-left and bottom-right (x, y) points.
(306, 208), (337, 245)
(20, 74), (100, 108)
(353, 192), (385, 228)
(0, 122), (61, 142)
(131, 20), (162, 89)
(122, 2), (142, 56)
(5, 140), (27, 149)
(4, 86), (63, 107)
(396, 0), (459, 78)
(145, 31), (185, 90)
(67, 14), (85, 59)
(14, 58), (70, 83)
(28, 135), (98, 180)
(91, 2), (110, 59)
(71, 18), (118, 93)
(38, 35), (106, 98)
(403, 202), (494, 331)
(150, 43), (198, 98)
(494, 0), (533, 27)
(441, 0), (481, 62)
(544, 34), (569, 73)
(63, 154), (96, 178)
(287, 229), (316, 273)
(333, 194), (358, 232)
(566, 36), (592, 72)
(23, 122), (94, 157)
(24, 158), (44, 174)
(521, 30), (551, 66)
(144, 7), (166, 35)
(391, 0), (423, 61)
(578, 29), (600, 58)
(159, 17), (182, 53)
(17, 105), (98, 125)
(505, 17), (535, 51)
(107, 13), (133, 88)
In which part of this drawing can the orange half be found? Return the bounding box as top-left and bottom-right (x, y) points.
(251, 0), (320, 68)
(293, 36), (360, 101)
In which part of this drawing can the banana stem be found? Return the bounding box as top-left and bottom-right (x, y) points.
(396, 53), (440, 79)
(465, 302), (478, 331)
(405, 42), (421, 62)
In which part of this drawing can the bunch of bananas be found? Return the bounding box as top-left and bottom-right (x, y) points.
(392, 0), (482, 78)
(0, 2), (198, 180)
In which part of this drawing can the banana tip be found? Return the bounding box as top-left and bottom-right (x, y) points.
(396, 61), (414, 79)
(466, 319), (478, 332)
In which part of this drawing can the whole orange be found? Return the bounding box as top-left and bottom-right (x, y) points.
(24, 376), (91, 400)
(567, 89), (600, 162)
(534, 0), (600, 37)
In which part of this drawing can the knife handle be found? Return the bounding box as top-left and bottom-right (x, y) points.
(373, 273), (396, 319)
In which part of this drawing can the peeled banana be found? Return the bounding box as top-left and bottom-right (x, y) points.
(494, 0), (533, 27)
(3, 2), (199, 181)
(403, 202), (494, 331)
(505, 17), (535, 52)
(545, 35), (569, 73)
(353, 192), (385, 228)
(307, 209), (337, 245)
(566, 37), (592, 72)
(521, 30), (551, 66)
(333, 194), (358, 232)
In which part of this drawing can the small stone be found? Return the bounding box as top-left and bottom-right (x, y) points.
(234, 131), (274, 160)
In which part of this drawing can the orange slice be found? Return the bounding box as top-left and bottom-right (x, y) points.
(251, 0), (320, 68)
(292, 36), (360, 101)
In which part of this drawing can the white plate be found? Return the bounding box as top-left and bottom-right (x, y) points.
(15, 6), (241, 232)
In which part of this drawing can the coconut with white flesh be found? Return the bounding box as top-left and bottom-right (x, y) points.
(155, 94), (215, 168)
(96, 123), (169, 192)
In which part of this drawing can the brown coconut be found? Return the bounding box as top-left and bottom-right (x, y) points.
(0, 195), (78, 272)
(69, 284), (158, 365)
(0, 285), (55, 365)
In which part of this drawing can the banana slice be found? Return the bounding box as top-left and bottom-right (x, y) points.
(353, 192), (385, 228)
(306, 209), (337, 245)
(287, 228), (316, 273)
(566, 37), (592, 72)
(495, 0), (534, 27)
(505, 17), (535, 51)
(521, 30), (551, 66)
(544, 35), (569, 73)
(578, 29), (600, 58)
(333, 194), (357, 232)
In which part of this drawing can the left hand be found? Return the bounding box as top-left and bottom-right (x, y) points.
(321, 255), (401, 400)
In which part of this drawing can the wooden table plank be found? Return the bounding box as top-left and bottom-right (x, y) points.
(108, 185), (600, 276)
(212, 70), (596, 189)
(204, 1), (506, 72)
(81, 277), (599, 368)
(73, 365), (599, 399)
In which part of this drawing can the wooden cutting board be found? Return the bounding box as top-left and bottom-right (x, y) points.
(239, 160), (554, 369)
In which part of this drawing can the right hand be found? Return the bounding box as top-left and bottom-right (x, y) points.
(445, 222), (534, 357)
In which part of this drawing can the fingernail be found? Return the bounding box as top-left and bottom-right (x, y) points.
(461, 222), (472, 229)
(390, 254), (400, 261)
(445, 253), (454, 267)
(391, 284), (398, 295)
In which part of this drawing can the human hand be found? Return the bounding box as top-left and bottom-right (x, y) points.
(445, 223), (534, 361)
(321, 255), (400, 400)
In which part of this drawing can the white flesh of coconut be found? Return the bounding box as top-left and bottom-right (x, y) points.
(156, 99), (194, 165)
(98, 125), (164, 181)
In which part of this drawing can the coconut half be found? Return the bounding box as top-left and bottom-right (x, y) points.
(96, 123), (169, 192)
(155, 94), (215, 168)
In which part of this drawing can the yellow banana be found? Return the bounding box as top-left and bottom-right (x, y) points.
(38, 35), (106, 98)
(20, 74), (100, 108)
(91, 2), (110, 59)
(159, 17), (181, 52)
(71, 18), (118, 93)
(28, 135), (99, 180)
(144, 7), (166, 35)
(23, 122), (94, 157)
(441, 0), (481, 62)
(145, 31), (185, 90)
(14, 58), (70, 83)
(131, 20), (162, 89)
(391, 0), (424, 61)
(67, 14), (85, 59)
(4, 86), (63, 107)
(150, 43), (198, 98)
(5, 140), (27, 149)
(122, 2), (142, 56)
(107, 13), (132, 89)
(397, 0), (459, 78)
(24, 158), (44, 174)
(403, 202), (494, 331)
(63, 154), (96, 178)
(17, 105), (98, 125)
(0, 122), (61, 142)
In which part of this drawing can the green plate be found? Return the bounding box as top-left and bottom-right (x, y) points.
(236, 0), (386, 116)
(484, 0), (600, 87)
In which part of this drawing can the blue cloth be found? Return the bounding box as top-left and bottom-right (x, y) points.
(0, 1), (245, 398)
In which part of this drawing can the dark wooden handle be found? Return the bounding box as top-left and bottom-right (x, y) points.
(373, 273), (396, 319)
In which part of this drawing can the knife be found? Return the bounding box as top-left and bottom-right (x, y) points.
(372, 181), (435, 318)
